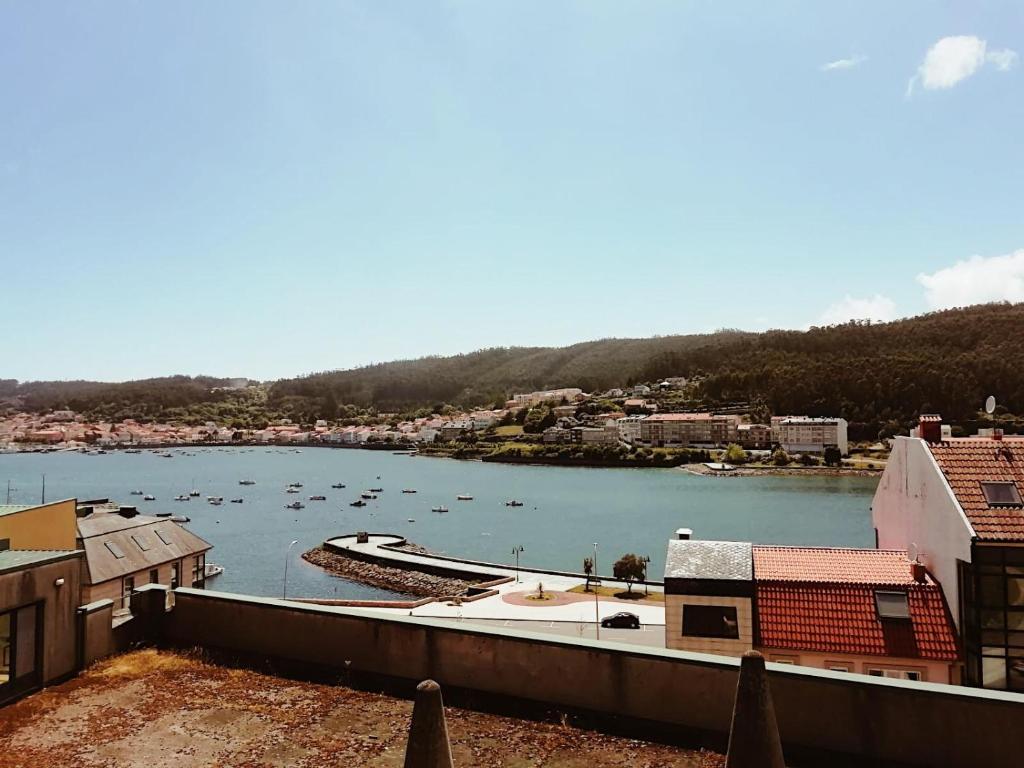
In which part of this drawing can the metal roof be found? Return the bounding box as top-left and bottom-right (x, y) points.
(0, 549), (82, 574)
(0, 505), (34, 518)
(664, 539), (753, 581)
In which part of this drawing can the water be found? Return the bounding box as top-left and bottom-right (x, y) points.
(0, 448), (878, 599)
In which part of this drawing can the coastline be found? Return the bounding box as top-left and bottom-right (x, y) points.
(681, 464), (883, 478)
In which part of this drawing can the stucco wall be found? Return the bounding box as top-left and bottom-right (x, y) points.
(872, 437), (973, 627)
(0, 499), (78, 550)
(77, 599), (115, 666)
(0, 554), (82, 685)
(151, 587), (1024, 768)
(664, 595), (753, 656)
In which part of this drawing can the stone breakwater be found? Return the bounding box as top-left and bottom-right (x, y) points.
(301, 545), (478, 597)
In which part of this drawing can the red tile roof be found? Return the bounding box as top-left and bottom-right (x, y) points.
(926, 437), (1024, 541)
(753, 546), (925, 585)
(756, 582), (959, 661)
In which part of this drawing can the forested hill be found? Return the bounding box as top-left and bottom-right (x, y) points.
(6, 304), (1024, 437)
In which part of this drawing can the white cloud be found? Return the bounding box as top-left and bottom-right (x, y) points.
(817, 295), (898, 326)
(908, 36), (1017, 95)
(821, 55), (866, 72)
(917, 249), (1024, 309)
(987, 48), (1019, 71)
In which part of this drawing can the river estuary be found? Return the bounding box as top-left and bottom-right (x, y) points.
(0, 448), (878, 599)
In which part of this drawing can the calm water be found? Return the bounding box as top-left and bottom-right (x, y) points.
(0, 448), (877, 599)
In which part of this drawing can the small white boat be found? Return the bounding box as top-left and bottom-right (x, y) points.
(309, 495), (326, 501)
(286, 487), (300, 494)
(408, 518), (415, 523)
(288, 482), (303, 488)
(431, 505), (449, 513)
(331, 483), (346, 489)
(239, 479), (256, 486)
(457, 495), (473, 501)
(174, 495), (189, 502)
(230, 498), (244, 504)
(402, 489), (417, 494)
(207, 496), (224, 503)
(143, 494), (156, 501)
(285, 501), (304, 510)
(361, 492), (377, 500)
(170, 515), (191, 523)
(130, 490), (144, 496)
(505, 500), (524, 507)
(350, 499), (367, 507)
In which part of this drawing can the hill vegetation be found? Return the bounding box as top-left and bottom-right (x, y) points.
(6, 303), (1024, 440)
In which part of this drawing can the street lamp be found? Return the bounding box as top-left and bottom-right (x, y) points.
(593, 542), (600, 640)
(643, 555), (651, 596)
(512, 545), (524, 582)
(283, 539), (299, 599)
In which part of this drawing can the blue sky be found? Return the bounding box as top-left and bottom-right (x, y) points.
(1, 2), (1022, 381)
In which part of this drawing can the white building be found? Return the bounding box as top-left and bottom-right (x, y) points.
(511, 388), (584, 408)
(772, 416), (848, 455)
(616, 415), (647, 444)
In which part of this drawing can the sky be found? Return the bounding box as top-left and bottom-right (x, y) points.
(1, 1), (1022, 382)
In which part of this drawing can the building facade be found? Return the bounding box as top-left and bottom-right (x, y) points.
(640, 413), (740, 447)
(772, 416), (849, 455)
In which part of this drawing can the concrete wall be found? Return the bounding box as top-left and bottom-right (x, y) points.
(872, 437), (973, 626)
(77, 599), (115, 666)
(0, 499), (78, 550)
(149, 587), (1024, 768)
(0, 554), (82, 686)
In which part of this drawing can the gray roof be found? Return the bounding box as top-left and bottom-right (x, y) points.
(0, 505), (34, 518)
(664, 539), (753, 581)
(0, 549), (82, 574)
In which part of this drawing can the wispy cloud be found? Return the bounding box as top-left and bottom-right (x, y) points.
(816, 295), (897, 326)
(907, 36), (1017, 96)
(917, 249), (1024, 309)
(820, 55), (866, 72)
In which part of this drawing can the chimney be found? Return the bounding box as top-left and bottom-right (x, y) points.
(911, 561), (927, 584)
(918, 414), (942, 444)
(993, 428), (1004, 442)
(676, 527), (693, 540)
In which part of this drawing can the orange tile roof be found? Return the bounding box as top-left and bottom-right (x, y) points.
(756, 582), (959, 661)
(752, 546), (925, 585)
(926, 438), (1024, 541)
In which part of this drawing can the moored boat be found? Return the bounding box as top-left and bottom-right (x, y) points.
(285, 501), (305, 510)
(350, 499), (367, 507)
(457, 494), (473, 501)
(402, 489), (417, 494)
(331, 483), (346, 489)
(309, 495), (326, 501)
(230, 498), (244, 504)
(143, 494), (156, 501)
(431, 505), (449, 513)
(505, 500), (524, 507)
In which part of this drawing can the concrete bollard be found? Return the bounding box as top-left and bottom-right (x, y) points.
(725, 651), (785, 768)
(403, 679), (455, 768)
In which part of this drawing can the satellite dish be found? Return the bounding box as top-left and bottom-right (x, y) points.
(908, 542), (919, 562)
(985, 395), (997, 415)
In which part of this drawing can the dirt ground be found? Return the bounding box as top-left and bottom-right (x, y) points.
(0, 650), (723, 768)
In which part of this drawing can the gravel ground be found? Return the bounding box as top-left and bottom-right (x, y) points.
(0, 650), (722, 768)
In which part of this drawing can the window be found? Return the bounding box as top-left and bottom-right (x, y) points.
(0, 538), (9, 552)
(1, 604), (41, 701)
(122, 576), (135, 611)
(170, 562), (180, 590)
(149, 569), (159, 584)
(131, 534), (151, 551)
(103, 541), (126, 559)
(875, 591), (911, 619)
(682, 605), (740, 639)
(981, 482), (1023, 507)
(868, 668), (922, 681)
(828, 664), (851, 673)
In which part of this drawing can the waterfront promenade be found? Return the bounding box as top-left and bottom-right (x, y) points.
(321, 533), (667, 646)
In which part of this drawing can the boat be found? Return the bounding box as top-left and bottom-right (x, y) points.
(130, 490), (144, 496)
(361, 492), (377, 500)
(309, 495), (326, 501)
(407, 518), (415, 523)
(286, 487), (300, 494)
(288, 482), (303, 488)
(505, 500), (524, 507)
(285, 501), (304, 510)
(239, 479), (256, 486)
(143, 494), (156, 501)
(189, 483), (200, 497)
(457, 495), (473, 501)
(204, 563), (224, 579)
(207, 496), (224, 503)
(369, 487), (383, 493)
(209, 499), (223, 506)
(174, 494), (189, 502)
(402, 489), (417, 494)
(155, 512), (172, 518)
(431, 505), (449, 513)
(170, 515), (190, 523)
(331, 483), (346, 489)
(230, 498), (244, 504)
(349, 499), (367, 507)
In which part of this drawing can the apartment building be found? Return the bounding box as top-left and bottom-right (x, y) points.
(873, 415), (1024, 691)
(772, 416), (848, 455)
(736, 423), (772, 450)
(570, 424), (618, 445)
(509, 388), (584, 408)
(663, 531), (960, 683)
(640, 413), (740, 447)
(616, 415), (647, 444)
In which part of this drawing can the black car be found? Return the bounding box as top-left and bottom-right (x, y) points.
(600, 611), (640, 629)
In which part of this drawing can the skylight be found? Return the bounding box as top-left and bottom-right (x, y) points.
(104, 541), (126, 559)
(875, 591), (910, 620)
(981, 481), (1023, 507)
(131, 534), (151, 552)
(155, 529), (172, 546)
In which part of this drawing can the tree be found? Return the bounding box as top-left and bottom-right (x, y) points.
(613, 553), (646, 593)
(823, 446), (842, 466)
(583, 556), (594, 592)
(723, 443), (746, 464)
(771, 447), (791, 466)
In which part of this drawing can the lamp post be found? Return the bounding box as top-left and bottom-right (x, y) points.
(283, 539), (299, 599)
(512, 545), (524, 582)
(643, 555), (651, 596)
(593, 542), (600, 640)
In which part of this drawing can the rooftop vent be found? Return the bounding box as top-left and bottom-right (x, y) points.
(676, 528), (693, 540)
(911, 561), (927, 584)
(118, 506), (139, 518)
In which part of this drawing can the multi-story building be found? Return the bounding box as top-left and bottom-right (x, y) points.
(509, 388), (584, 408)
(570, 425), (618, 445)
(736, 423), (772, 450)
(873, 415), (1024, 691)
(616, 415), (647, 444)
(772, 416), (848, 455)
(663, 530), (960, 683)
(640, 413), (740, 447)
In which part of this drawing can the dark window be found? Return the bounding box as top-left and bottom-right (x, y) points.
(170, 562), (180, 590)
(0, 538), (9, 552)
(875, 591), (911, 619)
(981, 482), (1023, 507)
(682, 605), (740, 639)
(149, 569), (159, 584)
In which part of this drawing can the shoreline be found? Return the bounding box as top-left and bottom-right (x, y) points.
(681, 464), (882, 478)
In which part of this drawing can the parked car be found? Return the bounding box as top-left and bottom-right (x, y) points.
(600, 611), (640, 629)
